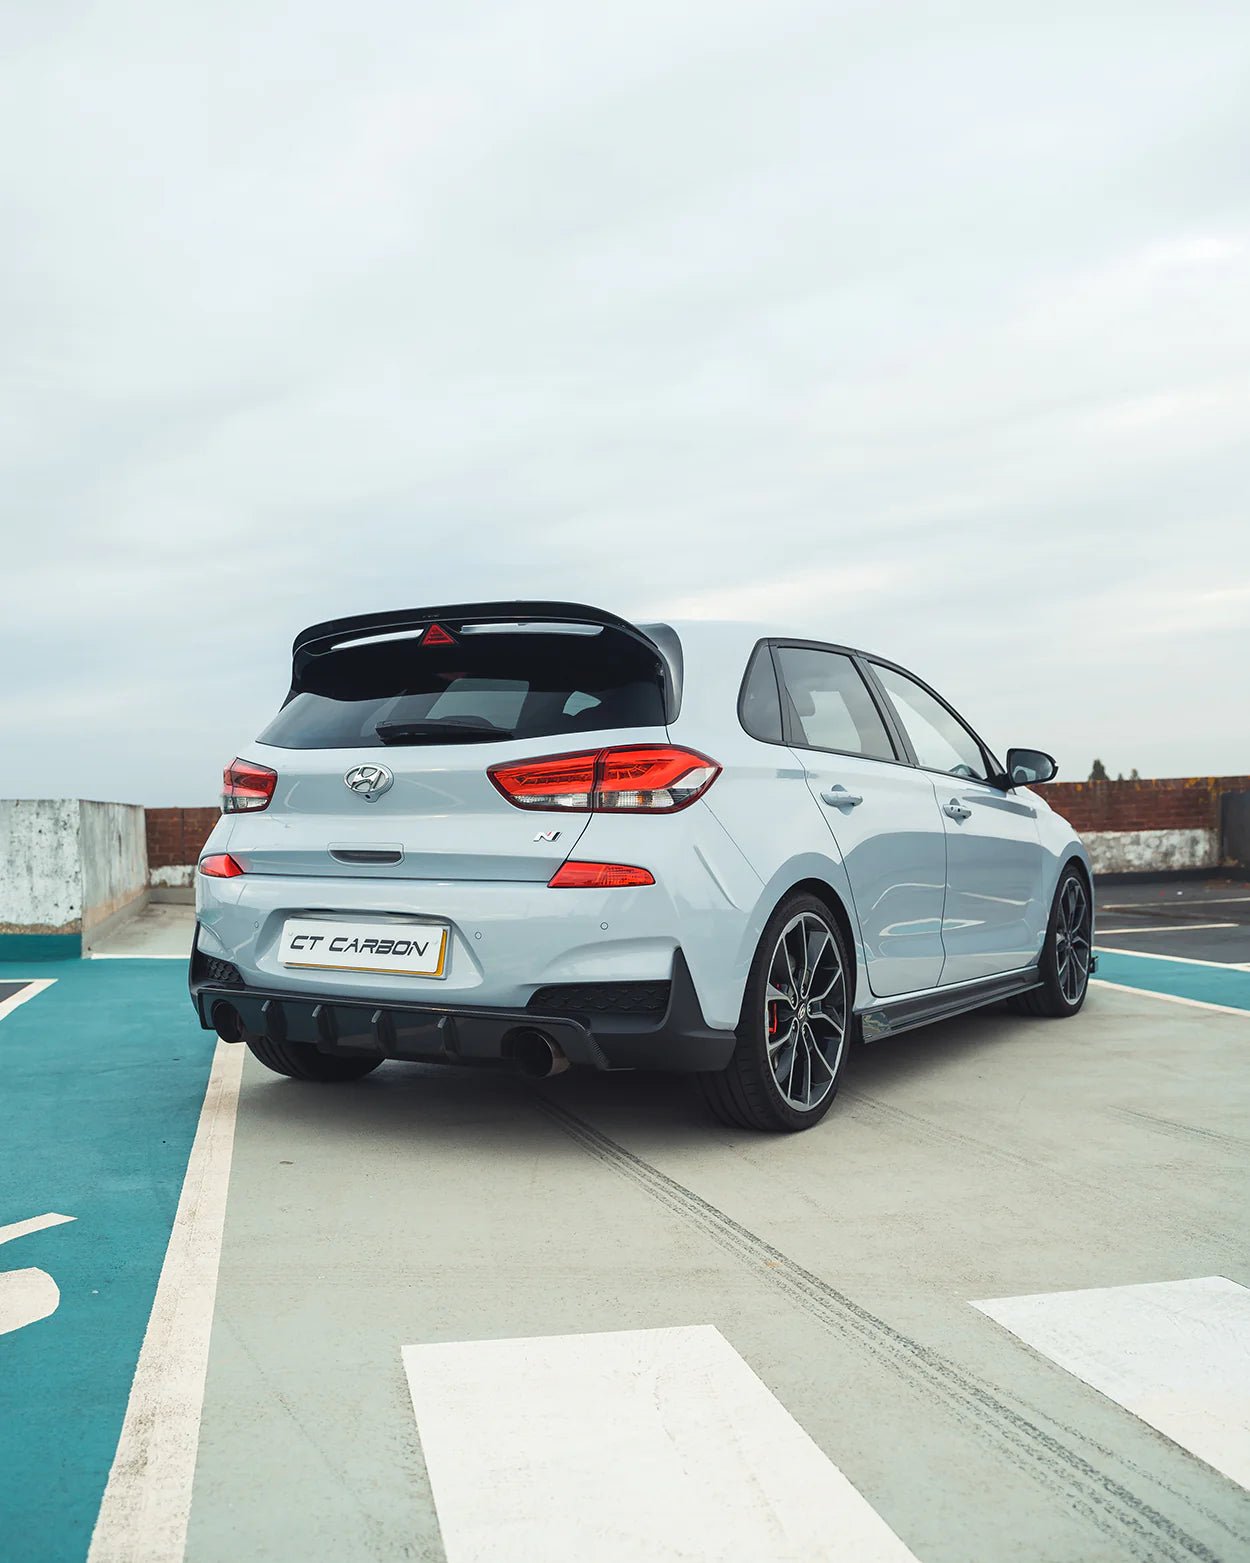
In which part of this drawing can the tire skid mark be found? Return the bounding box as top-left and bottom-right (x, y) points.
(843, 1092), (1237, 1254)
(536, 1098), (1240, 1563)
(1106, 1107), (1250, 1154)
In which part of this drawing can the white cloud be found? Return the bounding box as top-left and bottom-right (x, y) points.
(2, 0), (1249, 800)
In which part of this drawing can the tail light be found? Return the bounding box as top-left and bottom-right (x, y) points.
(548, 862), (655, 888)
(489, 746), (719, 813)
(199, 853), (245, 878)
(222, 757), (277, 813)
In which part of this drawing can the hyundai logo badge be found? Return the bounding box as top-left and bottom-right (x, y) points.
(343, 763), (394, 801)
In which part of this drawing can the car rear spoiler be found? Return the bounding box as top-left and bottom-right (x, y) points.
(288, 601), (681, 718)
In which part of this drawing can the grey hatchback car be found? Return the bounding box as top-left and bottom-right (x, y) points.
(190, 601), (1093, 1132)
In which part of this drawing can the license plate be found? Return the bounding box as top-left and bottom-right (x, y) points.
(278, 918), (449, 977)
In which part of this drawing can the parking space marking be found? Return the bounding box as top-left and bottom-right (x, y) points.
(86, 1040), (244, 1563)
(1095, 946), (1249, 971)
(1101, 897), (1250, 910)
(973, 1277), (1250, 1492)
(1093, 979), (1250, 1017)
(0, 978), (56, 1022)
(402, 1324), (920, 1563)
(1097, 923), (1238, 935)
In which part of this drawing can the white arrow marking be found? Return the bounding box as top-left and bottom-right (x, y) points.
(0, 1212), (76, 1336)
(0, 1211), (76, 1246)
(0, 1267), (63, 1335)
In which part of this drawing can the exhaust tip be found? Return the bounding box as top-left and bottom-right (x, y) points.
(507, 1027), (570, 1079)
(210, 1000), (245, 1044)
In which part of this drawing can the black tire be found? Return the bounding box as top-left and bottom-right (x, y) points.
(697, 893), (853, 1132)
(245, 1037), (383, 1082)
(1009, 865), (1093, 1018)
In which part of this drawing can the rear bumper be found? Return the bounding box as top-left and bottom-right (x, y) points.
(189, 948), (736, 1074)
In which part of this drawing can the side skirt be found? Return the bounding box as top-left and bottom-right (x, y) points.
(857, 967), (1042, 1042)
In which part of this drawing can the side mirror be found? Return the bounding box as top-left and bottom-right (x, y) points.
(1005, 747), (1058, 787)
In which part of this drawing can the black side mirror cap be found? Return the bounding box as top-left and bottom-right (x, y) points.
(1004, 747), (1058, 787)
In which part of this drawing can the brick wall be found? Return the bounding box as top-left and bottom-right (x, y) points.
(1037, 776), (1250, 836)
(146, 807), (219, 873)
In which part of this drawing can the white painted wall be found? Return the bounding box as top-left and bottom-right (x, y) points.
(79, 802), (148, 935)
(151, 863), (196, 889)
(0, 799), (82, 933)
(1083, 827), (1218, 874)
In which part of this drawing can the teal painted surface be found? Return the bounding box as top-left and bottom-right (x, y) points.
(0, 960), (215, 1563)
(1094, 949), (1250, 1011)
(0, 933), (82, 961)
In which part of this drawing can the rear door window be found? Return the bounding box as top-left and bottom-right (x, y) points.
(774, 647), (896, 761)
(261, 630), (667, 748)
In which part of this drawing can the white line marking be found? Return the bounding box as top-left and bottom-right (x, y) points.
(87, 953), (188, 961)
(0, 1211), (75, 1246)
(1102, 896), (1250, 910)
(0, 978), (56, 1022)
(1096, 923), (1237, 935)
(1092, 979), (1250, 1017)
(973, 1276), (1250, 1491)
(402, 1324), (920, 1563)
(87, 1040), (244, 1563)
(1095, 944), (1250, 972)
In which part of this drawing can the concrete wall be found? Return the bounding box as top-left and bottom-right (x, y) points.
(79, 802), (148, 936)
(0, 799), (83, 935)
(0, 799), (149, 956)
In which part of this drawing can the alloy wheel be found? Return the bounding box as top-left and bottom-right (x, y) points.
(1055, 877), (1092, 1004)
(763, 912), (847, 1112)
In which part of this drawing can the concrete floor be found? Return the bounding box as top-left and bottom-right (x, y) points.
(7, 886), (1249, 1562)
(182, 983), (1250, 1563)
(87, 898), (195, 959)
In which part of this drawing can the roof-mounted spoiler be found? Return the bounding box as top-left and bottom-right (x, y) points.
(288, 601), (679, 716)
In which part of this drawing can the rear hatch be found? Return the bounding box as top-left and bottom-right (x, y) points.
(232, 603), (674, 882)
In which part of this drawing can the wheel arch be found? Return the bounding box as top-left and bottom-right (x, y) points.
(764, 876), (861, 1007)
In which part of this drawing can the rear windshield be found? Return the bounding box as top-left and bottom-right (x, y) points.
(260, 629), (667, 749)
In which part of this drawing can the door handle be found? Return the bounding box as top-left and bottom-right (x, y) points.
(821, 789), (864, 808)
(943, 798), (973, 821)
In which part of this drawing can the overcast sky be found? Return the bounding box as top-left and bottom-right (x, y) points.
(3, 1), (1248, 804)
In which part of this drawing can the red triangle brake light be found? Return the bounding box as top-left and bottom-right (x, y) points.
(422, 623), (455, 646)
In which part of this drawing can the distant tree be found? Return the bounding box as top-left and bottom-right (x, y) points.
(1089, 758), (1109, 782)
(1129, 768), (1140, 781)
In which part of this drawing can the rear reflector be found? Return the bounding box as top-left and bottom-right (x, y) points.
(422, 623), (455, 646)
(199, 853), (245, 878)
(548, 862), (655, 888)
(489, 746), (719, 813)
(222, 757), (277, 813)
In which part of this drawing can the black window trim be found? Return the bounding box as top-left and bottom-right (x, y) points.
(739, 638), (911, 769)
(736, 637), (1009, 790)
(860, 655), (1008, 791)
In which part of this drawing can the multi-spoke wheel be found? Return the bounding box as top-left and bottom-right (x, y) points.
(698, 893), (852, 1131)
(1010, 865), (1093, 1018)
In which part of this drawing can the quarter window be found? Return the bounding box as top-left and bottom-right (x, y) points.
(873, 664), (988, 780)
(739, 645), (784, 743)
(774, 647), (896, 760)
